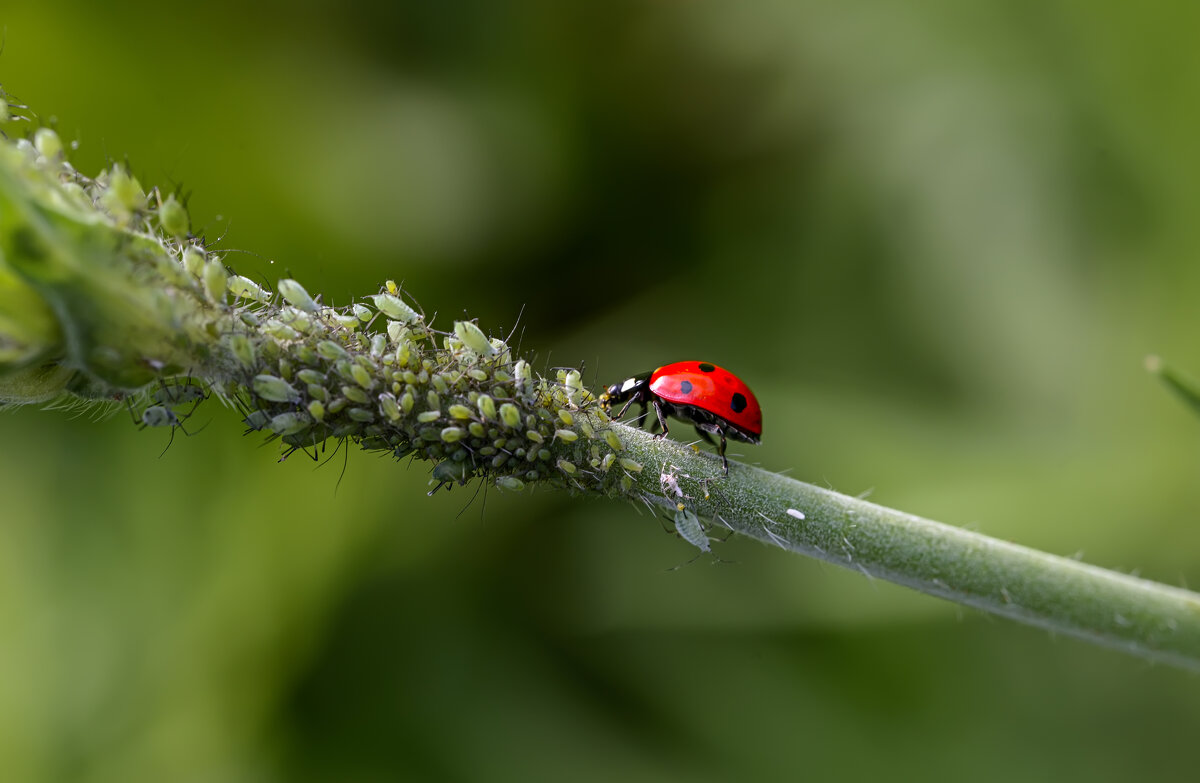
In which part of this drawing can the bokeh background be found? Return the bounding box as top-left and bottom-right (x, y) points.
(3, 1), (1200, 780)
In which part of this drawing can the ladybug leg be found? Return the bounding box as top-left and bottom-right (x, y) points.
(615, 396), (639, 421)
(717, 426), (730, 475)
(651, 399), (670, 439)
(646, 405), (663, 434)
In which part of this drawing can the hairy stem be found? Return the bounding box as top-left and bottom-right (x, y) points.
(615, 424), (1200, 671)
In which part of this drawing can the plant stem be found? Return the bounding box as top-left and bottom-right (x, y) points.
(615, 423), (1200, 672)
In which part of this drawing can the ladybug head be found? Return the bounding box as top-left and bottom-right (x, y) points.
(599, 372), (651, 412)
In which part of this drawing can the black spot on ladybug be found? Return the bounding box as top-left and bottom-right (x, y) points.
(698, 363), (716, 373)
(730, 393), (747, 413)
(679, 380), (693, 395)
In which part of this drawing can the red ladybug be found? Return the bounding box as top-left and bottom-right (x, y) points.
(600, 361), (762, 474)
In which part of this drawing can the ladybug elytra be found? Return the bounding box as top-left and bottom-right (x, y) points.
(600, 361), (762, 475)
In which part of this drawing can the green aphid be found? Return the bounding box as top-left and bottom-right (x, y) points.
(448, 404), (473, 419)
(341, 385), (370, 405)
(440, 426), (465, 443)
(432, 459), (471, 484)
(269, 412), (311, 436)
(347, 407), (375, 423)
(497, 476), (525, 491)
(673, 507), (711, 553)
(556, 459), (577, 474)
(350, 363), (373, 390)
(263, 320), (301, 341)
(183, 248), (205, 278)
(278, 278), (319, 313)
(499, 403), (521, 428)
(33, 128), (63, 160)
(152, 382), (207, 406)
(564, 369), (583, 407)
(243, 410), (270, 430)
(278, 307), (313, 333)
(371, 293), (421, 324)
(454, 320), (496, 356)
(619, 458), (643, 473)
(379, 393), (402, 422)
(477, 395), (496, 420)
(387, 321), (410, 344)
(101, 165), (146, 218)
(253, 374), (300, 403)
(417, 411), (441, 423)
(317, 340), (349, 361)
(203, 258), (228, 304)
(157, 194), (189, 238)
(227, 275), (269, 303)
(554, 429), (579, 443)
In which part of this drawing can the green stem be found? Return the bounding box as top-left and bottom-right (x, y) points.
(613, 423), (1200, 671)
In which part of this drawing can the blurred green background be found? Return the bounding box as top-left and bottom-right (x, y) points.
(3, 1), (1200, 780)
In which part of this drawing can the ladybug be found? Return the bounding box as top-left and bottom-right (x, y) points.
(600, 361), (762, 475)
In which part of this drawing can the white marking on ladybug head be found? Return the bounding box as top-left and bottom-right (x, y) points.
(620, 377), (639, 393)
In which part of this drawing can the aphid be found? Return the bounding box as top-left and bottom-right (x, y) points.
(673, 505), (711, 553)
(253, 374), (301, 404)
(141, 405), (179, 429)
(278, 278), (319, 314)
(130, 402), (198, 455)
(151, 379), (208, 407)
(372, 293), (421, 324)
(601, 361), (761, 475)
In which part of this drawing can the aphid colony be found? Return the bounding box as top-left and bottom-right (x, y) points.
(133, 274), (642, 494)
